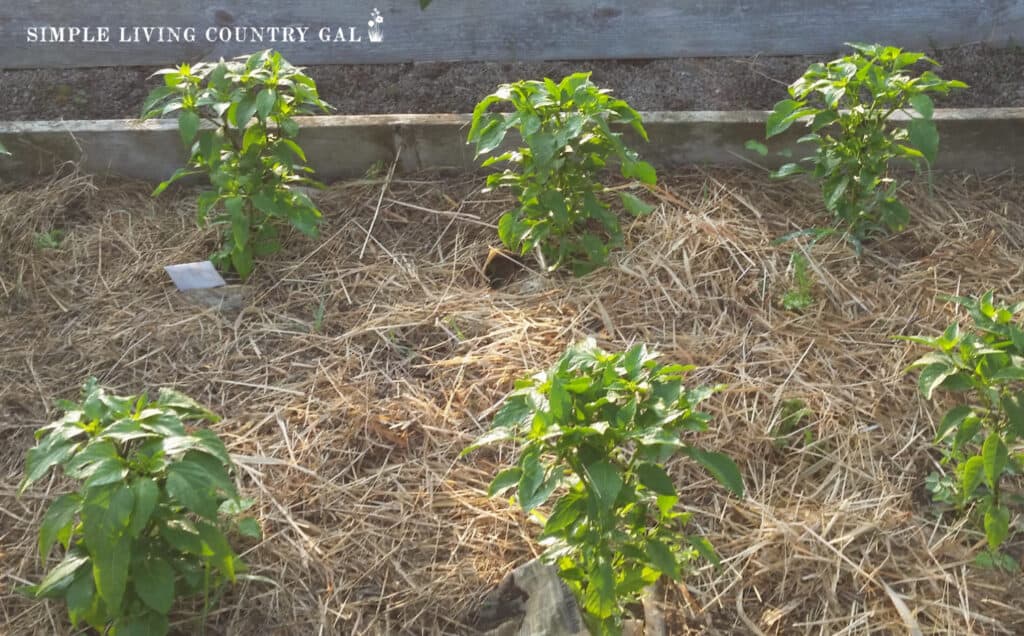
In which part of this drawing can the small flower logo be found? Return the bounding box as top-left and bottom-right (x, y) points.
(368, 8), (384, 42)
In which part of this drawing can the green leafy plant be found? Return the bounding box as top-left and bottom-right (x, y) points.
(464, 339), (743, 634)
(901, 292), (1024, 560)
(18, 379), (260, 635)
(467, 73), (657, 276)
(781, 250), (815, 311)
(142, 49), (331, 280)
(762, 43), (965, 249)
(34, 229), (65, 250)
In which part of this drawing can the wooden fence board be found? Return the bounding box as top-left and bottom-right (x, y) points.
(1, 109), (1019, 181)
(2, 1), (1022, 69)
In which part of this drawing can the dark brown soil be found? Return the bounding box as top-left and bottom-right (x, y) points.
(1, 44), (1022, 121)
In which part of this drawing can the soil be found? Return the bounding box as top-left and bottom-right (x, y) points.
(1, 43), (1022, 121)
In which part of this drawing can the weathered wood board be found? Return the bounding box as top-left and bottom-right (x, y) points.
(2, 1), (1022, 69)
(1, 109), (1020, 181)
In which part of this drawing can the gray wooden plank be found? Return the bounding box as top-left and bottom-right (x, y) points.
(1, 109), (1020, 181)
(2, 1), (1022, 69)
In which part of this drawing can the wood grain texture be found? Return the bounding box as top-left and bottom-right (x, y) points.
(2, 1), (1022, 69)
(1, 109), (1020, 181)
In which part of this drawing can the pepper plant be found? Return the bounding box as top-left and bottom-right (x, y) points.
(18, 379), (260, 635)
(760, 43), (965, 249)
(143, 49), (330, 280)
(901, 293), (1024, 565)
(464, 339), (743, 634)
(468, 73), (657, 276)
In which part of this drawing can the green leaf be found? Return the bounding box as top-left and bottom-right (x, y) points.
(160, 521), (203, 555)
(166, 460), (221, 519)
(582, 557), (617, 619)
(255, 88), (277, 119)
(82, 457), (129, 489)
(687, 535), (721, 567)
(151, 167), (195, 197)
(645, 538), (681, 580)
(985, 505), (1011, 550)
(21, 438), (81, 493)
(231, 245), (254, 280)
(960, 455), (985, 499)
(766, 99), (811, 137)
(636, 463), (676, 496)
(487, 467), (523, 497)
(521, 471), (560, 512)
(542, 493), (583, 535)
(112, 612), (170, 636)
(918, 363), (955, 400)
(497, 212), (520, 249)
(770, 163), (804, 179)
(33, 553), (89, 598)
(133, 557), (176, 614)
(196, 521), (239, 581)
(38, 493), (81, 560)
(461, 425), (515, 457)
(237, 517), (262, 539)
(745, 140), (768, 156)
(935, 405), (974, 442)
(91, 536), (132, 615)
(907, 118), (939, 164)
(622, 160), (657, 185)
(585, 461), (623, 513)
(129, 478), (160, 538)
(156, 387), (219, 421)
(233, 94), (259, 127)
(982, 433), (1008, 491)
(619, 191), (655, 216)
(909, 94), (934, 119)
(683, 447), (744, 497)
(65, 566), (97, 626)
(178, 110), (200, 147)
(63, 440), (119, 479)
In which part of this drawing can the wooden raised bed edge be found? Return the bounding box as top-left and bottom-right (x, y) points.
(0, 108), (1020, 182)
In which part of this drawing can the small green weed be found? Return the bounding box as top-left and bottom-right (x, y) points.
(34, 229), (65, 250)
(781, 251), (815, 312)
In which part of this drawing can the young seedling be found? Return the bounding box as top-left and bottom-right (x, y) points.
(759, 43), (966, 251)
(467, 73), (657, 276)
(464, 339), (744, 634)
(18, 379), (260, 634)
(781, 250), (815, 312)
(142, 49), (331, 280)
(34, 229), (65, 251)
(900, 293), (1024, 569)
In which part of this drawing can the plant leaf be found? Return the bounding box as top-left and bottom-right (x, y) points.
(585, 461), (623, 513)
(683, 447), (744, 497)
(981, 433), (1008, 491)
(132, 557), (176, 614)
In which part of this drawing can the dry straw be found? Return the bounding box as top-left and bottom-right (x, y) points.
(1, 165), (1022, 634)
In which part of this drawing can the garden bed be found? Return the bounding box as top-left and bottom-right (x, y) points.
(2, 167), (1024, 634)
(1, 44), (1021, 121)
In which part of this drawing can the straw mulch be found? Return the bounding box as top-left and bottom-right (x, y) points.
(1, 165), (1023, 635)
